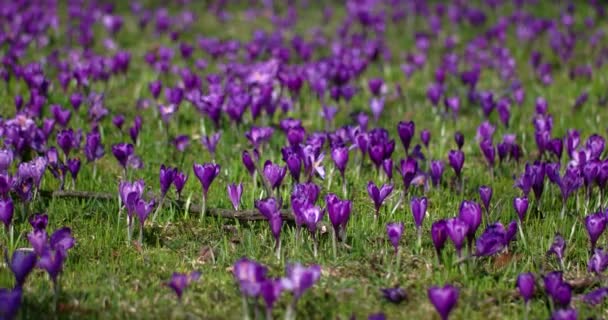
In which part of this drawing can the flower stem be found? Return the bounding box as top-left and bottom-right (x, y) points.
(517, 221), (527, 249)
(332, 228), (338, 260)
(200, 194), (207, 221)
(275, 238), (281, 261)
(313, 234), (318, 258)
(138, 224), (144, 246)
(151, 196), (165, 224)
(241, 296), (250, 320)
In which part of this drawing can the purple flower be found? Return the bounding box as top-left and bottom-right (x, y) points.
(159, 165), (176, 197)
(0, 287), (22, 320)
(227, 183), (243, 210)
(201, 132), (221, 156)
(386, 222), (404, 254)
(242, 150), (257, 176)
(548, 234), (566, 266)
(260, 279), (283, 313)
(411, 197), (428, 229)
(331, 146), (349, 177)
(428, 285), (459, 320)
(233, 258), (268, 297)
(38, 249), (65, 283)
(550, 309), (577, 320)
(430, 160), (444, 187)
(6, 250), (37, 287)
(380, 287), (407, 304)
(397, 121), (415, 154)
(479, 140), (495, 168)
(420, 129), (431, 148)
(513, 197), (529, 222)
(245, 126), (274, 149)
(0, 149), (13, 172)
(454, 132), (464, 150)
(367, 181), (393, 219)
(479, 186), (492, 214)
(135, 198), (155, 226)
(431, 219), (448, 259)
(173, 171), (188, 198)
(193, 163), (220, 199)
(370, 97), (385, 122)
(263, 160), (286, 190)
(398, 157), (418, 192)
(458, 200), (482, 245)
(165, 271), (201, 300)
(474, 226), (507, 257)
(111, 143), (134, 169)
(448, 150), (464, 179)
(255, 197), (280, 220)
(303, 206), (324, 235)
(446, 218), (468, 257)
(585, 212), (606, 251)
(588, 248), (608, 275)
(281, 263), (321, 301)
(326, 193), (352, 239)
(0, 198), (14, 229)
(583, 287), (608, 305)
(517, 273), (535, 303)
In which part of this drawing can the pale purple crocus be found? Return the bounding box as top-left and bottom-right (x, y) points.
(193, 163), (220, 220)
(227, 183), (243, 210)
(367, 181), (393, 220)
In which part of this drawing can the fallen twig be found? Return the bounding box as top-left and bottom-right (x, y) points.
(39, 190), (296, 222)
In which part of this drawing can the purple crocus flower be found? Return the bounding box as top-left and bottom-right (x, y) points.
(446, 218), (468, 257)
(255, 197), (280, 220)
(245, 126), (274, 150)
(478, 186), (492, 216)
(588, 248), (608, 275)
(517, 273), (535, 303)
(397, 121), (415, 154)
(448, 150), (465, 179)
(38, 248), (65, 284)
(420, 129), (431, 148)
(585, 212), (606, 251)
(381, 287), (407, 304)
(227, 183), (243, 210)
(548, 234), (566, 268)
(454, 132), (464, 150)
(386, 222), (404, 254)
(430, 160), (444, 187)
(193, 163), (220, 201)
(398, 157), (418, 192)
(331, 146), (349, 179)
(233, 258), (268, 297)
(474, 225), (507, 257)
(513, 197), (529, 222)
(200, 132), (221, 156)
(263, 160), (286, 190)
(84, 130), (104, 163)
(165, 271), (201, 301)
(411, 197), (428, 233)
(159, 165), (176, 198)
(0, 198), (14, 230)
(428, 285), (459, 320)
(367, 181), (393, 219)
(326, 193), (352, 241)
(0, 287), (22, 320)
(431, 219), (448, 261)
(281, 263), (321, 301)
(242, 150), (257, 176)
(173, 171), (188, 199)
(583, 287), (608, 305)
(550, 309), (577, 320)
(111, 143), (134, 170)
(260, 279), (283, 316)
(6, 250), (37, 287)
(458, 200), (482, 246)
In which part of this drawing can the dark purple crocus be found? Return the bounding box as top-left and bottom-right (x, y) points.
(548, 234), (566, 268)
(159, 165), (176, 198)
(513, 197), (529, 222)
(193, 163), (220, 219)
(516, 272), (535, 304)
(233, 258), (268, 298)
(583, 287), (608, 305)
(84, 130), (104, 164)
(474, 225), (507, 257)
(550, 309), (577, 320)
(454, 132), (464, 150)
(588, 248), (608, 275)
(173, 171), (188, 199)
(201, 132), (221, 157)
(263, 160), (286, 191)
(367, 181), (393, 219)
(448, 150), (465, 180)
(420, 130), (431, 148)
(0, 198), (13, 231)
(479, 186), (492, 218)
(7, 250), (37, 287)
(227, 183), (243, 210)
(397, 121), (415, 154)
(111, 143), (134, 171)
(585, 212), (606, 251)
(386, 222), (404, 254)
(479, 140), (495, 168)
(428, 285), (459, 320)
(303, 206), (323, 256)
(431, 219), (448, 262)
(430, 160), (444, 187)
(260, 278), (283, 318)
(165, 271), (201, 301)
(446, 217), (468, 257)
(242, 150), (257, 176)
(381, 287), (407, 304)
(398, 157), (418, 192)
(0, 287), (21, 320)
(331, 146), (349, 183)
(326, 193), (352, 243)
(458, 200), (482, 247)
(411, 197), (427, 243)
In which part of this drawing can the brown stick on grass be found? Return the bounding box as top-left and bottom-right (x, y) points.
(38, 190), (296, 222)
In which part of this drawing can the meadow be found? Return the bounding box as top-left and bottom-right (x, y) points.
(1, 1), (608, 319)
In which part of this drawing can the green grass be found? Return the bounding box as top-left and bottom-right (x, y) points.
(2, 1), (608, 319)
